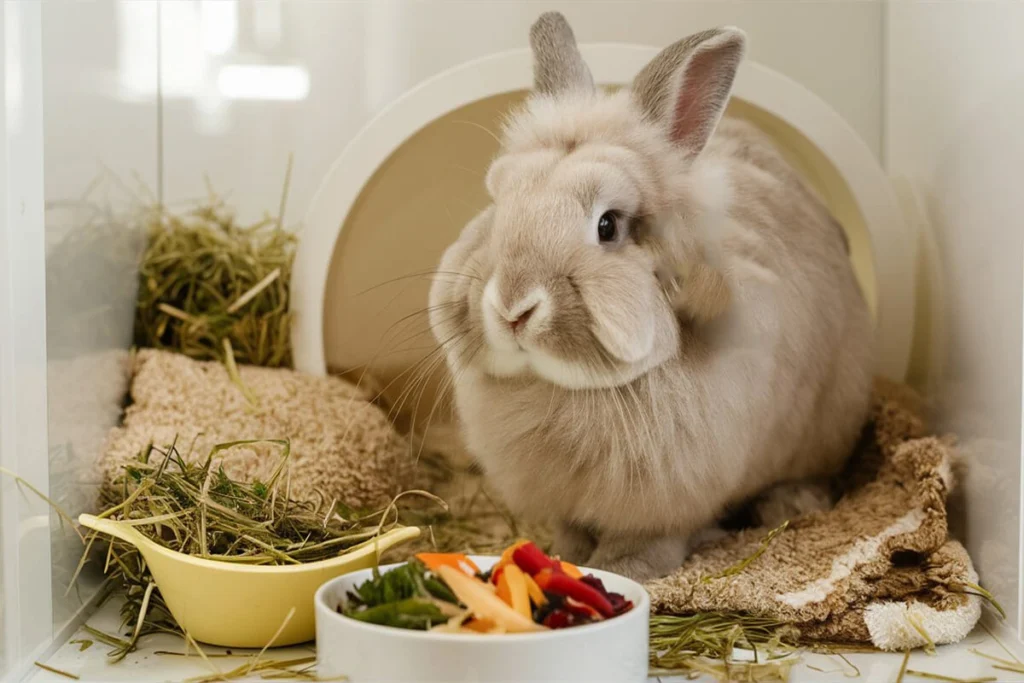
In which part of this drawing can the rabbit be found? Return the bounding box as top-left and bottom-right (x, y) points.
(427, 12), (874, 581)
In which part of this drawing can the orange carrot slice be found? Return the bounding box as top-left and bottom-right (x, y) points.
(496, 570), (513, 606)
(494, 540), (531, 572)
(502, 564), (532, 618)
(436, 565), (544, 633)
(464, 617), (496, 633)
(416, 552), (480, 576)
(560, 560), (584, 579)
(523, 572), (547, 607)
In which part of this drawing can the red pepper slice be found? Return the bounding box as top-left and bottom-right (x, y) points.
(511, 542), (561, 576)
(533, 569), (616, 618)
(490, 565), (505, 586)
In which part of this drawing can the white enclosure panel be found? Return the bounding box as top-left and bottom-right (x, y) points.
(40, 0), (157, 644)
(886, 0), (1024, 638)
(1, 2), (52, 678)
(157, 0), (883, 222)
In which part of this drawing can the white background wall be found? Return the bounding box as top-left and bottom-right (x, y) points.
(156, 0), (884, 222)
(886, 0), (1024, 634)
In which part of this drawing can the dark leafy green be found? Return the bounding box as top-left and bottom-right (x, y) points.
(348, 561), (458, 609)
(345, 598), (451, 629)
(342, 561), (461, 630)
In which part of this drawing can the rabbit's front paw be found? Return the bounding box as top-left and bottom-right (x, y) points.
(589, 533), (689, 582)
(753, 479), (833, 528)
(552, 522), (596, 564)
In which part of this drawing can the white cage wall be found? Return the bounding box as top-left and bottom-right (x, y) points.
(1, 2), (1022, 679)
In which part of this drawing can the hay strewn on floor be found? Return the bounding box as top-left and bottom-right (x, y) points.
(645, 378), (982, 651)
(101, 349), (414, 510)
(399, 443), (552, 560)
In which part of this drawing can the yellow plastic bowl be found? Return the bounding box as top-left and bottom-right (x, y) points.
(78, 513), (420, 648)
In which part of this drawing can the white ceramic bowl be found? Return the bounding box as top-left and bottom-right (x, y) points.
(315, 555), (650, 683)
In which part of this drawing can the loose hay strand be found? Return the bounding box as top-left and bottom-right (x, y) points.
(0, 467), (84, 542)
(905, 671), (997, 683)
(701, 520), (790, 583)
(897, 650), (912, 683)
(907, 613), (937, 655)
(69, 639), (93, 652)
(33, 662), (80, 680)
(222, 338), (259, 408)
(993, 664), (1024, 675)
(188, 655), (343, 683)
(837, 652), (862, 678)
(112, 581), (157, 663)
(226, 267), (281, 314)
(969, 648), (1024, 671)
(958, 582), (1007, 620)
(183, 631), (224, 682)
(978, 623), (1024, 666)
(244, 607), (297, 677)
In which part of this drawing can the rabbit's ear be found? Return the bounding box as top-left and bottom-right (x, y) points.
(632, 28), (746, 157)
(529, 12), (595, 96)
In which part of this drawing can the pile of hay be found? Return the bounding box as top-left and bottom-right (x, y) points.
(133, 184), (295, 368)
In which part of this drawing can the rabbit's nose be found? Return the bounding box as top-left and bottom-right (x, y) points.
(503, 287), (550, 335)
(483, 276), (551, 341)
(508, 305), (537, 334)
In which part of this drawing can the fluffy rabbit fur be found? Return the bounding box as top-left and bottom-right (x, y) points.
(428, 13), (874, 581)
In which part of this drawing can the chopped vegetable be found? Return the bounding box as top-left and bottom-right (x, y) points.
(415, 552), (480, 576)
(343, 561), (460, 629)
(501, 564), (532, 619)
(580, 575), (631, 615)
(534, 569), (616, 618)
(523, 572), (547, 607)
(346, 598), (458, 629)
(542, 609), (588, 629)
(511, 542), (561, 575)
(560, 561), (584, 579)
(463, 618), (497, 633)
(496, 570), (512, 605)
(489, 565), (504, 586)
(436, 565), (543, 633)
(497, 540), (529, 570)
(348, 561), (458, 609)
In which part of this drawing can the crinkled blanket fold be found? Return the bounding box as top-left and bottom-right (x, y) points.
(645, 378), (982, 650)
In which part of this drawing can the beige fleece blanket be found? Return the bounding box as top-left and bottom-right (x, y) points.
(645, 379), (982, 650)
(100, 349), (414, 510)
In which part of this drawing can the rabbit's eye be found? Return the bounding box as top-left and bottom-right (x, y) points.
(597, 211), (619, 243)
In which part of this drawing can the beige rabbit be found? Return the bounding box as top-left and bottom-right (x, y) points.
(428, 12), (874, 580)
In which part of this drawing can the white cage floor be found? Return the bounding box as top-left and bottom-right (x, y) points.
(23, 598), (1024, 683)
